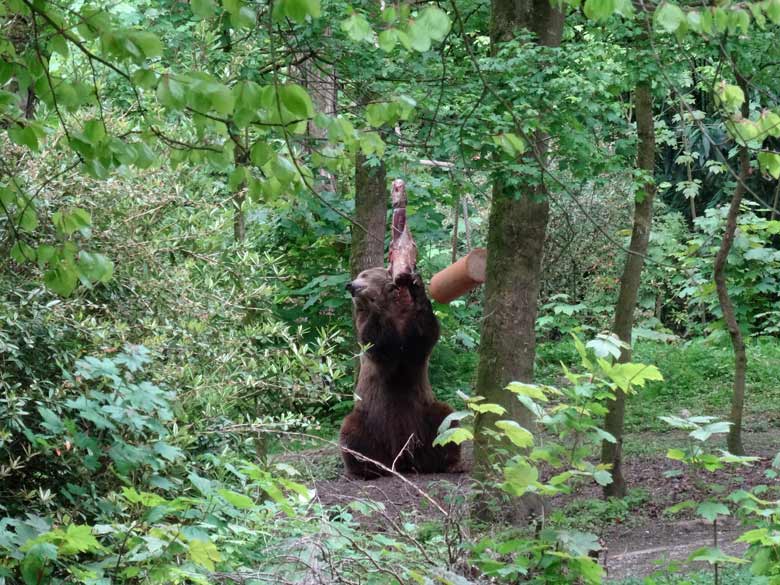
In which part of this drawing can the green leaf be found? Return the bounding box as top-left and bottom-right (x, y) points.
(78, 251), (113, 283)
(44, 263), (78, 297)
(506, 382), (549, 401)
(191, 0), (217, 18)
(417, 6), (450, 40)
(433, 427), (473, 446)
(8, 124), (40, 151)
(18, 204), (38, 232)
(128, 32), (163, 59)
(696, 501), (729, 522)
(666, 448), (686, 461)
(341, 13), (374, 43)
(251, 141), (274, 167)
(378, 29), (398, 52)
(407, 19), (431, 52)
(278, 0), (321, 22)
(21, 544), (56, 585)
(593, 469), (613, 486)
(11, 241), (35, 263)
(60, 525), (103, 555)
(758, 151), (780, 179)
(469, 402), (507, 415)
(188, 539), (221, 571)
(494, 420), (534, 448)
(655, 2), (686, 32)
(767, 0), (780, 24)
(156, 76), (185, 109)
(688, 546), (747, 565)
(501, 459), (538, 496)
(218, 488), (255, 509)
(584, 0), (616, 21)
(52, 207), (91, 236)
(278, 84), (314, 119)
(690, 421), (731, 442)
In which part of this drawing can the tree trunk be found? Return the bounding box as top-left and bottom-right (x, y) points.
(451, 198), (460, 264)
(600, 81), (656, 498)
(472, 0), (564, 520)
(349, 153), (388, 277)
(717, 78), (750, 456)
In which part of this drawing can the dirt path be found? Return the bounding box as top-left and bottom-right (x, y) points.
(279, 440), (775, 581)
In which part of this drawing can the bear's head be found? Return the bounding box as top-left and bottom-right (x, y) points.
(346, 267), (430, 360)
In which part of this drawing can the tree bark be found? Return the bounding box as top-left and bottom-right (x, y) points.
(349, 153), (388, 277)
(717, 78), (750, 456)
(600, 81), (656, 498)
(472, 0), (564, 520)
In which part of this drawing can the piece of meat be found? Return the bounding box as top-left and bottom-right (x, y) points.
(388, 179), (417, 284)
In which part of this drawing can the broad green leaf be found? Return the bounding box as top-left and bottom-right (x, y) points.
(688, 546), (747, 565)
(52, 208), (91, 236)
(188, 539), (221, 571)
(44, 263), (78, 297)
(584, 0), (616, 21)
(758, 151), (780, 179)
(11, 241), (35, 263)
(593, 469), (613, 486)
(666, 448), (686, 461)
(501, 459), (538, 496)
(433, 427), (473, 446)
(417, 6), (450, 40)
(21, 544), (57, 585)
(378, 29), (398, 52)
(690, 421), (731, 442)
(251, 141), (274, 167)
(341, 13), (374, 43)
(696, 501), (729, 522)
(280, 0), (321, 22)
(655, 2), (686, 32)
(506, 382), (549, 401)
(78, 252), (113, 283)
(278, 84), (314, 119)
(494, 420), (534, 448)
(437, 410), (471, 434)
(8, 124), (40, 151)
(218, 488), (254, 509)
(128, 32), (163, 59)
(469, 402), (507, 415)
(18, 205), (38, 232)
(191, 0), (217, 18)
(60, 525), (103, 555)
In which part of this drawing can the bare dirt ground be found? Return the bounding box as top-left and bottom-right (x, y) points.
(278, 431), (777, 581)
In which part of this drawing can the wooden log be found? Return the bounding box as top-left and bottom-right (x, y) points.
(388, 179), (417, 281)
(429, 248), (487, 303)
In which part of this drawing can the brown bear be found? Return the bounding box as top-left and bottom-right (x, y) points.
(339, 267), (461, 478)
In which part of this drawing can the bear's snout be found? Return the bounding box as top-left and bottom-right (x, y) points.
(346, 281), (366, 296)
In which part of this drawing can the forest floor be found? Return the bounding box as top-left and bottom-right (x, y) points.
(279, 428), (777, 582)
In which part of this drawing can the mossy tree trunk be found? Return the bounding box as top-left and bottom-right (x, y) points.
(349, 154), (388, 277)
(600, 80), (656, 498)
(472, 0), (563, 519)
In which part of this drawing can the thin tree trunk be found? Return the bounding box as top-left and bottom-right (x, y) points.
(472, 0), (564, 521)
(462, 197), (471, 251)
(717, 77), (750, 456)
(233, 192), (246, 242)
(349, 153), (388, 276)
(451, 197), (460, 264)
(600, 81), (656, 498)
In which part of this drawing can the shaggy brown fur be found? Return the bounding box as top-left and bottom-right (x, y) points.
(340, 267), (461, 478)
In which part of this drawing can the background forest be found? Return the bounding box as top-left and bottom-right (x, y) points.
(1, 0), (780, 582)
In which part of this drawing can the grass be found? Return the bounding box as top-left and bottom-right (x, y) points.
(614, 565), (752, 584)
